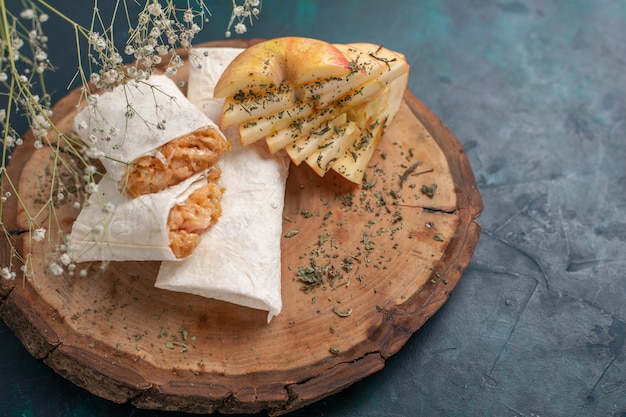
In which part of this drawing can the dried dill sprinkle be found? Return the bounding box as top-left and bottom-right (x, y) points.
(300, 209), (315, 218)
(433, 233), (444, 242)
(421, 183), (438, 198)
(329, 347), (341, 355)
(399, 161), (422, 187)
(362, 179), (377, 190)
(332, 306), (353, 317)
(296, 261), (324, 285)
(284, 230), (299, 238)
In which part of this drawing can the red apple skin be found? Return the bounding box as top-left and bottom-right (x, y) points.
(213, 37), (353, 99)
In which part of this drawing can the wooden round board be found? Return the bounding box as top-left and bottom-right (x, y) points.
(0, 40), (482, 415)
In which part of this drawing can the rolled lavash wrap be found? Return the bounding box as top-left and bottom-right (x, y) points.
(70, 74), (229, 261)
(155, 47), (289, 322)
(70, 168), (223, 262)
(74, 74), (230, 197)
(186, 47), (244, 109)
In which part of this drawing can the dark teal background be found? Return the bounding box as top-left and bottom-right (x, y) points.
(2, 1), (626, 416)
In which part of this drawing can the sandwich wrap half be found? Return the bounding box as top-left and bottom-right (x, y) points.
(70, 169), (222, 262)
(155, 47), (289, 322)
(74, 74), (230, 197)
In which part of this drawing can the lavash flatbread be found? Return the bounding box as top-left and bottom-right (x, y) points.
(156, 47), (289, 322)
(70, 170), (211, 262)
(74, 74), (225, 185)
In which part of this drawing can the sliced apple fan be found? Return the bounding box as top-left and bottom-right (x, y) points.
(213, 38), (410, 184)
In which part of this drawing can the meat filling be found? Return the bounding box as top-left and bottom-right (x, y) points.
(167, 169), (223, 259)
(122, 126), (231, 198)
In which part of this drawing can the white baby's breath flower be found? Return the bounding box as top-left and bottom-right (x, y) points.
(249, 0), (261, 7)
(32, 228), (46, 241)
(102, 202), (115, 214)
(39, 14), (49, 23)
(183, 9), (195, 23)
(150, 27), (162, 38)
(87, 94), (99, 106)
(84, 182), (99, 194)
(34, 49), (47, 61)
(49, 262), (64, 276)
(1, 267), (16, 281)
(20, 9), (35, 20)
(147, 3), (163, 16)
(89, 32), (106, 52)
(234, 22), (247, 34)
(85, 147), (105, 159)
(84, 165), (98, 176)
(156, 45), (169, 55)
(0, 72), (8, 82)
(59, 253), (72, 266)
(234, 6), (245, 16)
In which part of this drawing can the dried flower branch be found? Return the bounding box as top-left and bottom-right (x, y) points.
(0, 0), (262, 281)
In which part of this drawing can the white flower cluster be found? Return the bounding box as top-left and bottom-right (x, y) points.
(0, 4), (53, 157)
(1, 0), (266, 283)
(87, 1), (208, 91)
(0, 7), (50, 75)
(225, 0), (262, 38)
(0, 267), (16, 281)
(46, 235), (79, 277)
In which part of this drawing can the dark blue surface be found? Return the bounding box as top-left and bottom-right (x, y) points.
(3, 1), (626, 416)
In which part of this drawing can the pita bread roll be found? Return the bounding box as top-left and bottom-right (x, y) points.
(187, 47), (243, 105)
(74, 74), (230, 197)
(70, 168), (222, 262)
(157, 139), (288, 322)
(156, 47), (289, 322)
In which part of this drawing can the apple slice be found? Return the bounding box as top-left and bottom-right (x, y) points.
(285, 113), (348, 165)
(330, 71), (409, 183)
(221, 87), (297, 129)
(331, 118), (386, 183)
(265, 106), (338, 154)
(238, 101), (314, 146)
(304, 120), (359, 176)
